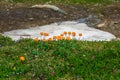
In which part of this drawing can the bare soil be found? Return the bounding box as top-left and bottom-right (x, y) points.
(0, 2), (120, 38)
(96, 4), (120, 38)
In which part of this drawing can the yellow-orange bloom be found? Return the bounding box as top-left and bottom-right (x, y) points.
(40, 32), (44, 36)
(79, 33), (83, 37)
(34, 37), (39, 42)
(20, 56), (25, 61)
(44, 33), (49, 36)
(60, 34), (64, 37)
(61, 37), (65, 40)
(68, 32), (71, 35)
(48, 38), (52, 41)
(66, 36), (71, 41)
(63, 31), (67, 35)
(57, 36), (61, 40)
(72, 32), (76, 36)
(53, 36), (57, 39)
(42, 38), (47, 42)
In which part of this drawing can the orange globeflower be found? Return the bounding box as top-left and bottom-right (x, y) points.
(57, 36), (61, 40)
(63, 31), (67, 35)
(40, 32), (44, 36)
(20, 56), (25, 61)
(44, 33), (49, 36)
(53, 36), (57, 40)
(48, 38), (52, 42)
(46, 33), (49, 36)
(72, 32), (76, 37)
(60, 34), (64, 37)
(66, 36), (71, 41)
(61, 37), (65, 40)
(34, 37), (39, 42)
(79, 33), (83, 37)
(68, 32), (71, 35)
(42, 38), (47, 42)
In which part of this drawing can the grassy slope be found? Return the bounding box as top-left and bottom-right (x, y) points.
(0, 36), (120, 79)
(0, 0), (120, 79)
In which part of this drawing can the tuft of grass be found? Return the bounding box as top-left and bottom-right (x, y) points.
(0, 35), (15, 47)
(0, 36), (120, 79)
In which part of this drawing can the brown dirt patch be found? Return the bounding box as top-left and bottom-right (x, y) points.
(96, 3), (120, 38)
(0, 2), (120, 38)
(0, 3), (90, 32)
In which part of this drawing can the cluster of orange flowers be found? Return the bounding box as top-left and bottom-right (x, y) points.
(34, 31), (83, 42)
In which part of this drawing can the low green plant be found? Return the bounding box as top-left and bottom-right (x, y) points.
(0, 35), (14, 47)
(0, 35), (120, 79)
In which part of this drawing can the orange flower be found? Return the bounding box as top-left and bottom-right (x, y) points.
(42, 38), (47, 42)
(48, 38), (52, 42)
(63, 31), (67, 35)
(79, 33), (83, 37)
(34, 37), (39, 42)
(44, 33), (49, 36)
(20, 56), (25, 61)
(60, 34), (64, 37)
(68, 32), (71, 35)
(57, 36), (61, 40)
(40, 32), (44, 36)
(72, 32), (76, 37)
(61, 37), (65, 40)
(66, 36), (71, 41)
(53, 36), (57, 39)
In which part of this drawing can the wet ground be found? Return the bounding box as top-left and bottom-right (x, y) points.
(0, 2), (120, 38)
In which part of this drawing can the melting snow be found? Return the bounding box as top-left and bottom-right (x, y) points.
(2, 21), (116, 41)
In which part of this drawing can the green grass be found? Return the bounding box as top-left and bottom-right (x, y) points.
(0, 0), (119, 79)
(0, 0), (120, 79)
(0, 35), (120, 79)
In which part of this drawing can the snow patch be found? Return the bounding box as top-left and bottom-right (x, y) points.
(2, 21), (116, 41)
